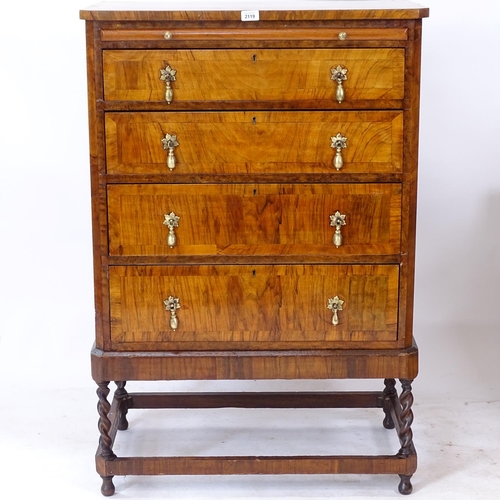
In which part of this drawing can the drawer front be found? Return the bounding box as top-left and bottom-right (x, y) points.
(107, 183), (402, 257)
(103, 48), (404, 102)
(105, 111), (403, 175)
(109, 265), (399, 348)
(101, 28), (409, 43)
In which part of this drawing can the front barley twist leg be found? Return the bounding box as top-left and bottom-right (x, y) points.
(398, 379), (414, 456)
(114, 381), (129, 431)
(97, 381), (116, 459)
(382, 378), (396, 429)
(97, 382), (116, 496)
(397, 379), (415, 495)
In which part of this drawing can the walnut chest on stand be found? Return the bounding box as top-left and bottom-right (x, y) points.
(80, 1), (428, 495)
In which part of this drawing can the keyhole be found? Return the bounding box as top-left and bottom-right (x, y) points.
(252, 269), (257, 277)
(252, 117), (257, 125)
(252, 54), (257, 63)
(253, 189), (257, 196)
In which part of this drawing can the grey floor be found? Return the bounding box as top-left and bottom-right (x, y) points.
(2, 381), (499, 499)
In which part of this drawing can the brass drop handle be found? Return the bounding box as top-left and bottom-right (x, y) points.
(161, 133), (179, 171)
(327, 296), (344, 326)
(160, 65), (177, 104)
(163, 212), (180, 248)
(163, 296), (181, 331)
(330, 133), (347, 170)
(330, 65), (348, 104)
(330, 211), (347, 248)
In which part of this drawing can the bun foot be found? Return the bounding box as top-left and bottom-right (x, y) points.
(398, 475), (413, 495)
(101, 476), (115, 496)
(382, 413), (395, 429)
(118, 412), (129, 431)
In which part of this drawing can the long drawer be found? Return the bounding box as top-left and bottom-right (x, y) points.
(105, 111), (403, 175)
(103, 48), (405, 103)
(109, 264), (399, 349)
(107, 183), (402, 257)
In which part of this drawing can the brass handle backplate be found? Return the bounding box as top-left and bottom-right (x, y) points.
(161, 133), (179, 171)
(330, 65), (348, 103)
(163, 295), (181, 331)
(331, 133), (347, 170)
(163, 211), (180, 248)
(160, 65), (177, 104)
(330, 211), (347, 248)
(327, 296), (344, 326)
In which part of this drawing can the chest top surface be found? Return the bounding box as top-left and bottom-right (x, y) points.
(80, 0), (429, 20)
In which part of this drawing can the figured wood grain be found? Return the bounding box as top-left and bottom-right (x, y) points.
(399, 19), (422, 349)
(85, 21), (106, 349)
(103, 48), (405, 102)
(80, 1), (430, 21)
(109, 264), (399, 347)
(91, 343), (419, 380)
(105, 111), (403, 175)
(107, 183), (402, 257)
(105, 454), (416, 476)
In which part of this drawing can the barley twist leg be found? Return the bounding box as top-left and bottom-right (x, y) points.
(97, 381), (116, 496)
(114, 381), (129, 431)
(382, 378), (396, 429)
(398, 379), (414, 456)
(396, 379), (415, 495)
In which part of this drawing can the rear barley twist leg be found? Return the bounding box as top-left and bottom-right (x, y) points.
(382, 378), (396, 429)
(114, 381), (129, 431)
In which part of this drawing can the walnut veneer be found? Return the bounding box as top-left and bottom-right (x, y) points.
(81, 1), (428, 495)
